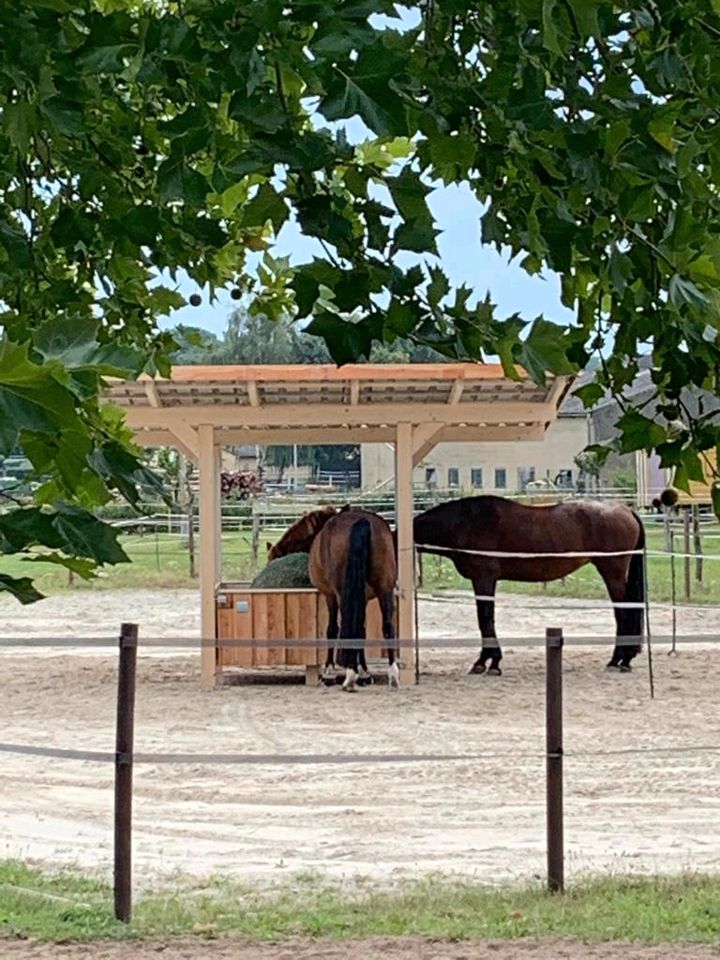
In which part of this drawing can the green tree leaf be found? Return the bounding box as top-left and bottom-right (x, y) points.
(0, 341), (77, 455)
(616, 411), (667, 453)
(0, 573), (44, 605)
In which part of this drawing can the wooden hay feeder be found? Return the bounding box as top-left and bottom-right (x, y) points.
(215, 582), (400, 684)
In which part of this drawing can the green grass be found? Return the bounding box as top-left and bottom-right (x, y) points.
(6, 521), (720, 606)
(1, 861), (720, 944)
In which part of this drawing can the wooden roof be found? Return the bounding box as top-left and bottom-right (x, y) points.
(105, 364), (572, 457)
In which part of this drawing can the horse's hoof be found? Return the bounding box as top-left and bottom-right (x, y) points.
(468, 661), (486, 675)
(618, 664), (632, 673)
(341, 686), (357, 693)
(486, 666), (502, 677)
(605, 663), (621, 672)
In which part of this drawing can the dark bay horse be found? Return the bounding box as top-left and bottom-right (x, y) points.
(414, 496), (645, 675)
(309, 509), (399, 692)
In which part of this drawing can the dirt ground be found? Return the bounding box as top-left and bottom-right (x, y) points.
(2, 936), (719, 960)
(2, 588), (720, 888)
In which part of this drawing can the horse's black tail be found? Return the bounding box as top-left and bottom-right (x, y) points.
(340, 518), (371, 644)
(623, 513), (646, 637)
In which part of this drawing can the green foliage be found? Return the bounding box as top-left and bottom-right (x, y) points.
(3, 0), (720, 603)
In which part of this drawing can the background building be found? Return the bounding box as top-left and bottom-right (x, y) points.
(360, 393), (589, 493)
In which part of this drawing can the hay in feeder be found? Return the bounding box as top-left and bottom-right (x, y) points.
(251, 552), (313, 589)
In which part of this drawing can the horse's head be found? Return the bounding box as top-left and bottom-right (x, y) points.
(266, 504), (345, 561)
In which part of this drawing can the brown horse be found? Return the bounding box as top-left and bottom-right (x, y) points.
(267, 505), (347, 561)
(414, 496), (645, 675)
(268, 504), (399, 690)
(309, 509), (399, 691)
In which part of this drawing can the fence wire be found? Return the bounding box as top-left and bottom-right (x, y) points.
(2, 633), (720, 648)
(3, 740), (720, 767)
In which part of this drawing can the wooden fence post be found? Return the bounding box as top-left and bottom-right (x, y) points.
(692, 505), (703, 584)
(546, 626), (564, 893)
(683, 511), (691, 600)
(114, 622), (138, 923)
(669, 527), (678, 655)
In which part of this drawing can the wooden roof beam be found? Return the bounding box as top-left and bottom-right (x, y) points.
(123, 400), (558, 431)
(144, 381), (162, 408)
(132, 423), (546, 448)
(412, 423), (446, 466)
(247, 380), (260, 407)
(168, 423), (200, 462)
(447, 379), (464, 405)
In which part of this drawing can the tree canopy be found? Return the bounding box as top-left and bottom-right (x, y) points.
(2, 0), (720, 601)
(171, 310), (445, 365)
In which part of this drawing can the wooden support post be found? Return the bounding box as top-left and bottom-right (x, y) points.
(199, 424), (219, 689)
(669, 527), (678, 655)
(546, 627), (564, 894)
(693, 505), (703, 584)
(215, 444), (223, 582)
(114, 622), (138, 923)
(683, 510), (691, 601)
(251, 501), (261, 572)
(395, 422), (416, 684)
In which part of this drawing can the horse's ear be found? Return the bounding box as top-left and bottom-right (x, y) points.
(266, 542), (272, 554)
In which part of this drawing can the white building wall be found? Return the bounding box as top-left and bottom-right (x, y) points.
(360, 416), (589, 492)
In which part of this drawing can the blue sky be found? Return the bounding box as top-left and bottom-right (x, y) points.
(164, 180), (575, 340)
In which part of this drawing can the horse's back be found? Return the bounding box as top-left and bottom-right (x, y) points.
(414, 496), (641, 584)
(309, 509), (396, 597)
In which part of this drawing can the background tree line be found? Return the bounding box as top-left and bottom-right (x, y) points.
(170, 309), (448, 483)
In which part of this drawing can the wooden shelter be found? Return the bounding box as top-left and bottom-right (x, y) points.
(106, 363), (571, 687)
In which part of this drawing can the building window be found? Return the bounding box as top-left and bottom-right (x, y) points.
(448, 467), (460, 488)
(471, 468), (483, 488)
(517, 466), (536, 490)
(495, 467), (507, 490)
(425, 466), (438, 489)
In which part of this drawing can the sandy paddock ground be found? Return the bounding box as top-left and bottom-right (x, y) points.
(2, 936), (719, 960)
(1, 588), (720, 891)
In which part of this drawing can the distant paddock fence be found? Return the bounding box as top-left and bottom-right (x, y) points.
(2, 625), (720, 921)
(107, 506), (720, 600)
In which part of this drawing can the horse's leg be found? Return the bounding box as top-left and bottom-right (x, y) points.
(594, 560), (641, 672)
(356, 647), (374, 686)
(341, 646), (359, 692)
(323, 595), (339, 685)
(470, 578), (502, 676)
(380, 590), (400, 689)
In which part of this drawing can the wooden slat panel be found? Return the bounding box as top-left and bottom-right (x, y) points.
(266, 593), (286, 667)
(285, 592), (320, 666)
(216, 605), (234, 668)
(300, 591), (321, 666)
(252, 595), (270, 667)
(218, 592), (254, 667)
(284, 593), (303, 666)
